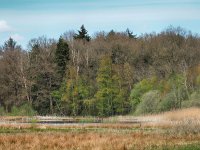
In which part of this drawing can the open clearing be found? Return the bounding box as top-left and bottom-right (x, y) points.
(0, 108), (200, 150)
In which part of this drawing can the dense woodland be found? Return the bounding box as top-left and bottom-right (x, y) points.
(0, 25), (200, 116)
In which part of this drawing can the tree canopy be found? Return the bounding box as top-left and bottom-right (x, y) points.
(1, 26), (200, 116)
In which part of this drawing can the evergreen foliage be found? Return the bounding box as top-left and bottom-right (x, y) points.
(55, 37), (70, 78)
(74, 25), (91, 42)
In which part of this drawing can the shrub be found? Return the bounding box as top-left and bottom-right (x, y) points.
(158, 92), (178, 112)
(182, 91), (200, 108)
(182, 100), (200, 108)
(190, 91), (200, 100)
(130, 77), (158, 112)
(0, 107), (6, 116)
(11, 103), (37, 116)
(196, 75), (200, 87)
(135, 90), (160, 115)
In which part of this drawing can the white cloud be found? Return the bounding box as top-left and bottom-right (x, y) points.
(0, 20), (12, 32)
(11, 34), (24, 41)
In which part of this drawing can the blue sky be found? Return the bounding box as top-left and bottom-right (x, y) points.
(0, 0), (200, 48)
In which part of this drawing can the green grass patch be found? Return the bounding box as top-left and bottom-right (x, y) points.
(138, 143), (200, 150)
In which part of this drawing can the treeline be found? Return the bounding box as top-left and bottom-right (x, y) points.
(0, 25), (200, 116)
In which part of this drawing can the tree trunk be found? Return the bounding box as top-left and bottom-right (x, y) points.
(49, 77), (53, 114)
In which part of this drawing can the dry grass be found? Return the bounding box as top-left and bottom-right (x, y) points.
(163, 107), (200, 121)
(161, 108), (200, 135)
(0, 131), (199, 150)
(121, 108), (200, 127)
(0, 108), (200, 149)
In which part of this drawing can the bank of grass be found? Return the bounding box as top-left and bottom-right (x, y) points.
(140, 143), (200, 150)
(0, 123), (157, 134)
(0, 131), (199, 150)
(0, 123), (199, 150)
(168, 144), (200, 150)
(0, 108), (200, 149)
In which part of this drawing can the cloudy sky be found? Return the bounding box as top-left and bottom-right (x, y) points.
(0, 0), (200, 48)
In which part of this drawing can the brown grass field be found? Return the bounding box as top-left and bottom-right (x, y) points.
(0, 131), (200, 150)
(0, 108), (200, 150)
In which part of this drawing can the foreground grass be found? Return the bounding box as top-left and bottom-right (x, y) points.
(0, 125), (199, 150)
(0, 131), (199, 150)
(0, 108), (200, 150)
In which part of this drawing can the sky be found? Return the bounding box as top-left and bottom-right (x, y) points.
(0, 0), (200, 48)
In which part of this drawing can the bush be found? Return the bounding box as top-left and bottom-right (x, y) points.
(158, 92), (178, 112)
(182, 100), (200, 108)
(130, 77), (158, 112)
(135, 90), (160, 115)
(182, 91), (200, 108)
(190, 91), (200, 100)
(0, 107), (6, 116)
(11, 103), (37, 116)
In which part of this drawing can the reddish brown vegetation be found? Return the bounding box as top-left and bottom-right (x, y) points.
(0, 132), (199, 150)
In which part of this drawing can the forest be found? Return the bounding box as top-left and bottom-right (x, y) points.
(0, 25), (200, 116)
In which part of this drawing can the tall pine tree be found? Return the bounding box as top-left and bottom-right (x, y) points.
(74, 25), (91, 42)
(4, 38), (17, 51)
(55, 37), (70, 79)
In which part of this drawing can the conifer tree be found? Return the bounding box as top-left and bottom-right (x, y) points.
(61, 67), (91, 116)
(4, 38), (18, 51)
(74, 25), (91, 42)
(55, 37), (70, 78)
(95, 56), (115, 116)
(126, 28), (137, 39)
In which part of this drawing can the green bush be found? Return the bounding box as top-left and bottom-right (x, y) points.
(182, 100), (200, 108)
(182, 91), (200, 108)
(168, 74), (189, 101)
(135, 90), (160, 115)
(0, 107), (6, 116)
(196, 75), (200, 87)
(158, 92), (178, 112)
(130, 77), (158, 112)
(11, 103), (37, 116)
(190, 91), (200, 100)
